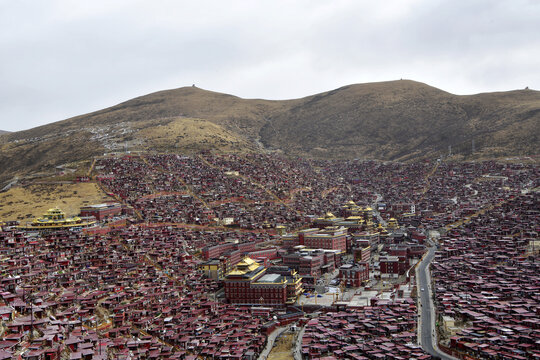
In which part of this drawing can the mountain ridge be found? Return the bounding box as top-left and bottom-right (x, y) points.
(1, 79), (539, 186)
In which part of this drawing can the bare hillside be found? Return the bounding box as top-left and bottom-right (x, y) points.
(1, 80), (539, 187)
(260, 80), (540, 160)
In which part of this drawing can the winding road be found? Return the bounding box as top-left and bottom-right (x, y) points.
(417, 245), (458, 360)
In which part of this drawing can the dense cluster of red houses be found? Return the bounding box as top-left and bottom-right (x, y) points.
(302, 301), (427, 359)
(432, 193), (539, 360)
(0, 153), (537, 359)
(0, 226), (286, 359)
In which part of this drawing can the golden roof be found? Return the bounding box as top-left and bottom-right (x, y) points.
(345, 216), (364, 223)
(227, 257), (262, 276)
(388, 218), (399, 229)
(20, 206), (95, 230)
(45, 207), (65, 216)
(325, 212), (336, 219)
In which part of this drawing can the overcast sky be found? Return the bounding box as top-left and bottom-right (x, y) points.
(1, 0), (539, 132)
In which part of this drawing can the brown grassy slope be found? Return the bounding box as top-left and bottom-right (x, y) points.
(135, 117), (257, 153)
(0, 182), (111, 222)
(85, 86), (296, 139)
(456, 90), (540, 157)
(2, 86), (296, 142)
(0, 131), (103, 186)
(260, 80), (540, 160)
(0, 87), (295, 186)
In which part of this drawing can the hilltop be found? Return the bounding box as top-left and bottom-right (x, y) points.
(1, 80), (539, 186)
(261, 80), (540, 160)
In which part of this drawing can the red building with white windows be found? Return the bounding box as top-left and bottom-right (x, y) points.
(339, 262), (369, 287)
(282, 227), (347, 253)
(379, 255), (408, 275)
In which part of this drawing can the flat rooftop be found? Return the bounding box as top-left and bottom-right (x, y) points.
(256, 273), (282, 283)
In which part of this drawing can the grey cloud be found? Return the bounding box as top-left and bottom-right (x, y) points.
(0, 0), (539, 131)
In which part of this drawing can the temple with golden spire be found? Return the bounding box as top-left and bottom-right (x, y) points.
(313, 201), (378, 232)
(19, 207), (96, 232)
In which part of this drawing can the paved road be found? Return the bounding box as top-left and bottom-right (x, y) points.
(417, 246), (457, 360)
(371, 193), (387, 227)
(293, 325), (306, 360)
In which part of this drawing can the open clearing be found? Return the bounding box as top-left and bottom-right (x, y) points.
(0, 182), (111, 222)
(268, 333), (295, 360)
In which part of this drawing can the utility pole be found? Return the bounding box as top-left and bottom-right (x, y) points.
(448, 145), (452, 157)
(472, 139), (475, 154)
